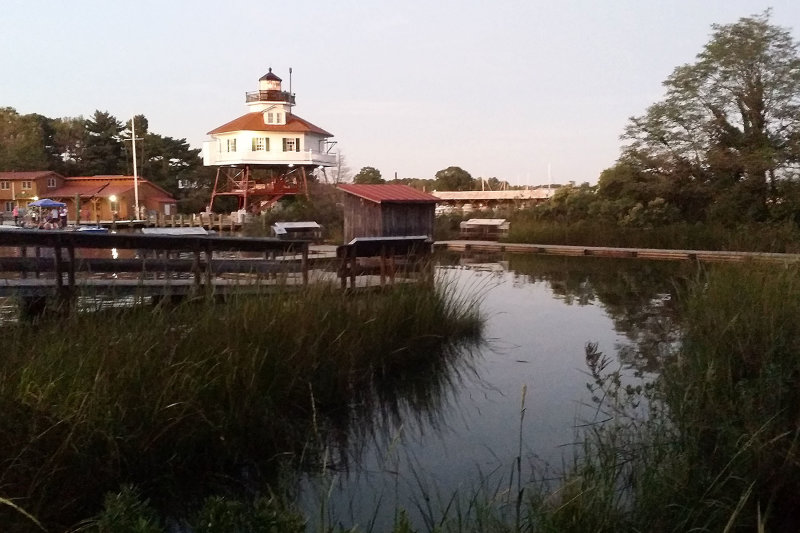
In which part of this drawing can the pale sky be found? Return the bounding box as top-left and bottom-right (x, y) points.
(2, 1), (800, 186)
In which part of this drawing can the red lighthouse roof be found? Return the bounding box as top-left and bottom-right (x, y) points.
(207, 112), (333, 136)
(259, 67), (282, 82)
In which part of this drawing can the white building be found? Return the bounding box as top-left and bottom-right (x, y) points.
(203, 68), (336, 167)
(202, 69), (336, 212)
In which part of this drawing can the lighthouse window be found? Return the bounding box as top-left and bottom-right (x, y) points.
(283, 138), (301, 152)
(276, 113), (282, 124)
(252, 137), (269, 151)
(226, 139), (237, 152)
(267, 113), (274, 124)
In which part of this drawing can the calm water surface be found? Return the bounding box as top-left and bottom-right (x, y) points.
(301, 253), (689, 529)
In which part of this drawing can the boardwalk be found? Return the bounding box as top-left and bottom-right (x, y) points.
(0, 231), (433, 307)
(434, 240), (800, 264)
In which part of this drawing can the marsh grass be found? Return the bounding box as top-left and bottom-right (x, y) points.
(520, 262), (800, 532)
(0, 278), (482, 530)
(8, 258), (800, 532)
(505, 218), (800, 253)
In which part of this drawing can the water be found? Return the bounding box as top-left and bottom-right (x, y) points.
(301, 253), (688, 529)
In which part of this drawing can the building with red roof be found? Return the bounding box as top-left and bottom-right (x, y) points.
(48, 176), (177, 221)
(337, 184), (439, 243)
(1, 172), (177, 222)
(0, 171), (66, 214)
(202, 68), (337, 213)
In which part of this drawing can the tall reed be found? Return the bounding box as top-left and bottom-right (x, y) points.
(0, 278), (482, 530)
(525, 262), (800, 532)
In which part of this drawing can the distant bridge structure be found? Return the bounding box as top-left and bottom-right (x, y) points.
(431, 188), (555, 212)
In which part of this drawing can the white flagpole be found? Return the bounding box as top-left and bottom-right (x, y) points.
(132, 117), (140, 219)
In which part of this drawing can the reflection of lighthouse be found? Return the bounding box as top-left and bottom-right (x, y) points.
(202, 68), (336, 213)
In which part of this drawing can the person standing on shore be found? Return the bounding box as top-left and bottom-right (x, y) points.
(59, 206), (68, 228)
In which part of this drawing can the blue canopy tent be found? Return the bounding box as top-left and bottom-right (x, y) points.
(28, 198), (66, 208)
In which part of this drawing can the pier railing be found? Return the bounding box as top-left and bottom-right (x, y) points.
(0, 229), (311, 301)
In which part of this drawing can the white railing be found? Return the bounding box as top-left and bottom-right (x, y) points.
(203, 143), (336, 167)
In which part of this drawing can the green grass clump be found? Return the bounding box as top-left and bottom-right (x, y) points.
(523, 262), (800, 532)
(0, 280), (482, 530)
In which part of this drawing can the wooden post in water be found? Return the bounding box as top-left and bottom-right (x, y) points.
(192, 245), (202, 294)
(20, 246), (27, 279)
(379, 245), (387, 287)
(66, 243), (76, 291)
(349, 247), (356, 288)
(53, 244), (64, 304)
(301, 244), (309, 286)
(204, 241), (213, 289)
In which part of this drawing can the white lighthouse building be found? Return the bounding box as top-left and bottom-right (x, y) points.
(202, 68), (336, 212)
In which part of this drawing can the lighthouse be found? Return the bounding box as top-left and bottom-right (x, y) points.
(202, 68), (336, 212)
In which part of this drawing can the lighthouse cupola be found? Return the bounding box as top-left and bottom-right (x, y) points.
(245, 67), (296, 114)
(259, 68), (282, 92)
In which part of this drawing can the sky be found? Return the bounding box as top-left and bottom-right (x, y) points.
(2, 1), (800, 186)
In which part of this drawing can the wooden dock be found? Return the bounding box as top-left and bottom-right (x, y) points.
(0, 230), (313, 302)
(434, 240), (800, 264)
(0, 231), (434, 315)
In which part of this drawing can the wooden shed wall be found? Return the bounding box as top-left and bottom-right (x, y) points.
(343, 195), (383, 243)
(342, 195), (435, 242)
(381, 203), (435, 238)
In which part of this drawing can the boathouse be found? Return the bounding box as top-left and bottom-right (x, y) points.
(49, 176), (177, 221)
(337, 184), (439, 243)
(202, 68), (336, 213)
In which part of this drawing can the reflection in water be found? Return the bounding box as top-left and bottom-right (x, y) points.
(505, 254), (689, 373)
(301, 253), (692, 530)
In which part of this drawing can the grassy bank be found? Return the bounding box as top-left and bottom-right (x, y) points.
(0, 281), (482, 530)
(523, 262), (800, 532)
(505, 218), (800, 253)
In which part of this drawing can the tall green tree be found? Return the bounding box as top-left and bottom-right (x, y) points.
(0, 107), (49, 171)
(623, 11), (800, 222)
(353, 166), (384, 184)
(434, 166), (474, 191)
(50, 116), (87, 176)
(83, 110), (124, 175)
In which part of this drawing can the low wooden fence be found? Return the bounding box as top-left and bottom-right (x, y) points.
(93, 213), (244, 233)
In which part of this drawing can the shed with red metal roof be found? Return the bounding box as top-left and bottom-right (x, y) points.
(337, 184), (438, 243)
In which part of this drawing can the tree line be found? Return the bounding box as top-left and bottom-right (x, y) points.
(0, 109), (213, 211)
(533, 11), (800, 229)
(5, 11), (799, 227)
(351, 165), (536, 192)
(354, 12), (800, 232)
